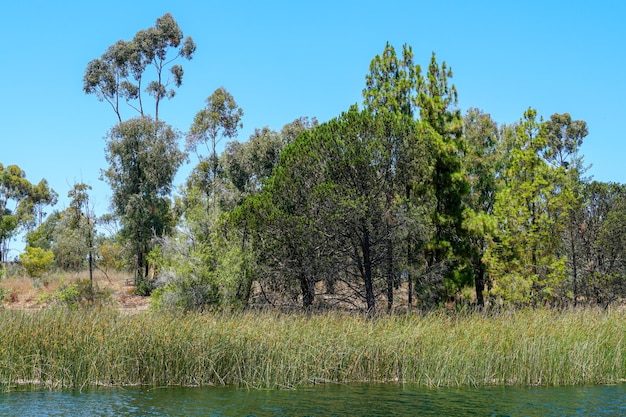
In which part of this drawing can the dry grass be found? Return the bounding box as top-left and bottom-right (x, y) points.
(0, 269), (146, 310)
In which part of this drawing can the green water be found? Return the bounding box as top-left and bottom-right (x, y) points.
(1, 383), (625, 416)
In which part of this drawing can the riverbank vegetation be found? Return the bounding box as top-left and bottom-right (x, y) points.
(0, 308), (624, 391)
(2, 13), (626, 315)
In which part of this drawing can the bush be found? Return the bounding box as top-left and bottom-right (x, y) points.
(54, 279), (110, 309)
(19, 246), (54, 278)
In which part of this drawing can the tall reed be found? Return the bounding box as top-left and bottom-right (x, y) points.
(0, 308), (624, 390)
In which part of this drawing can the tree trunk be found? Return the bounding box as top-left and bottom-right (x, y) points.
(300, 274), (315, 310)
(568, 216), (579, 306)
(386, 235), (394, 313)
(136, 249), (144, 286)
(362, 225), (376, 313)
(474, 259), (485, 308)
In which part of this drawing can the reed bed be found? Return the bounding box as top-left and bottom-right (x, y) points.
(0, 307), (625, 390)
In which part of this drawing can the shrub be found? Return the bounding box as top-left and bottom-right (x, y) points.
(19, 246), (54, 278)
(54, 279), (111, 309)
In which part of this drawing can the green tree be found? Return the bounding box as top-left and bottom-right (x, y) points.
(243, 107), (431, 312)
(103, 117), (185, 287)
(186, 87), (244, 210)
(25, 210), (61, 251)
(363, 42), (419, 117)
(0, 164), (56, 264)
(280, 117), (318, 146)
(543, 113), (588, 303)
(485, 109), (574, 305)
(461, 108), (503, 307)
(363, 44), (466, 307)
(416, 53), (467, 305)
(84, 14), (193, 291)
(24, 179), (58, 230)
(237, 139), (336, 310)
(83, 13), (196, 122)
(51, 212), (91, 271)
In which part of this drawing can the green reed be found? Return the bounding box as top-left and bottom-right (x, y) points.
(0, 308), (624, 390)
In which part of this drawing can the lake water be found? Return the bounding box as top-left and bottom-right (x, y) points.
(1, 383), (625, 416)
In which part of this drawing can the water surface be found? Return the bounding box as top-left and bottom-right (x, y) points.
(1, 383), (625, 416)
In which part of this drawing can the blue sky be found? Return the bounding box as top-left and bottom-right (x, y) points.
(2, 0), (625, 255)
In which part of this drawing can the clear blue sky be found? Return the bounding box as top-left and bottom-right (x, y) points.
(2, 0), (625, 255)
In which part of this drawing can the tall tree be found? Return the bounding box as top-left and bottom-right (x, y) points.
(363, 44), (467, 308)
(461, 108), (503, 307)
(25, 179), (58, 230)
(416, 53), (467, 305)
(84, 14), (193, 288)
(83, 13), (196, 122)
(485, 109), (574, 305)
(543, 113), (588, 303)
(103, 117), (185, 287)
(569, 181), (626, 307)
(243, 107), (431, 312)
(363, 42), (419, 117)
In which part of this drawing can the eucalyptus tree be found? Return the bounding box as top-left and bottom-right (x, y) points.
(103, 117), (185, 286)
(68, 183), (96, 285)
(0, 164), (56, 265)
(280, 116), (318, 146)
(26, 180), (58, 229)
(186, 87), (243, 212)
(83, 14), (193, 287)
(0, 164), (31, 264)
(83, 13), (196, 122)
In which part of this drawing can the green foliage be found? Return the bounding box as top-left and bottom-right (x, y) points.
(0, 164), (57, 263)
(83, 13), (195, 122)
(149, 235), (221, 311)
(363, 44), (467, 305)
(363, 42), (419, 117)
(461, 108), (505, 306)
(50, 212), (91, 270)
(19, 246), (54, 278)
(54, 279), (110, 309)
(242, 106), (434, 312)
(97, 240), (126, 272)
(103, 116), (185, 279)
(568, 181), (626, 306)
(186, 87), (244, 214)
(485, 109), (580, 304)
